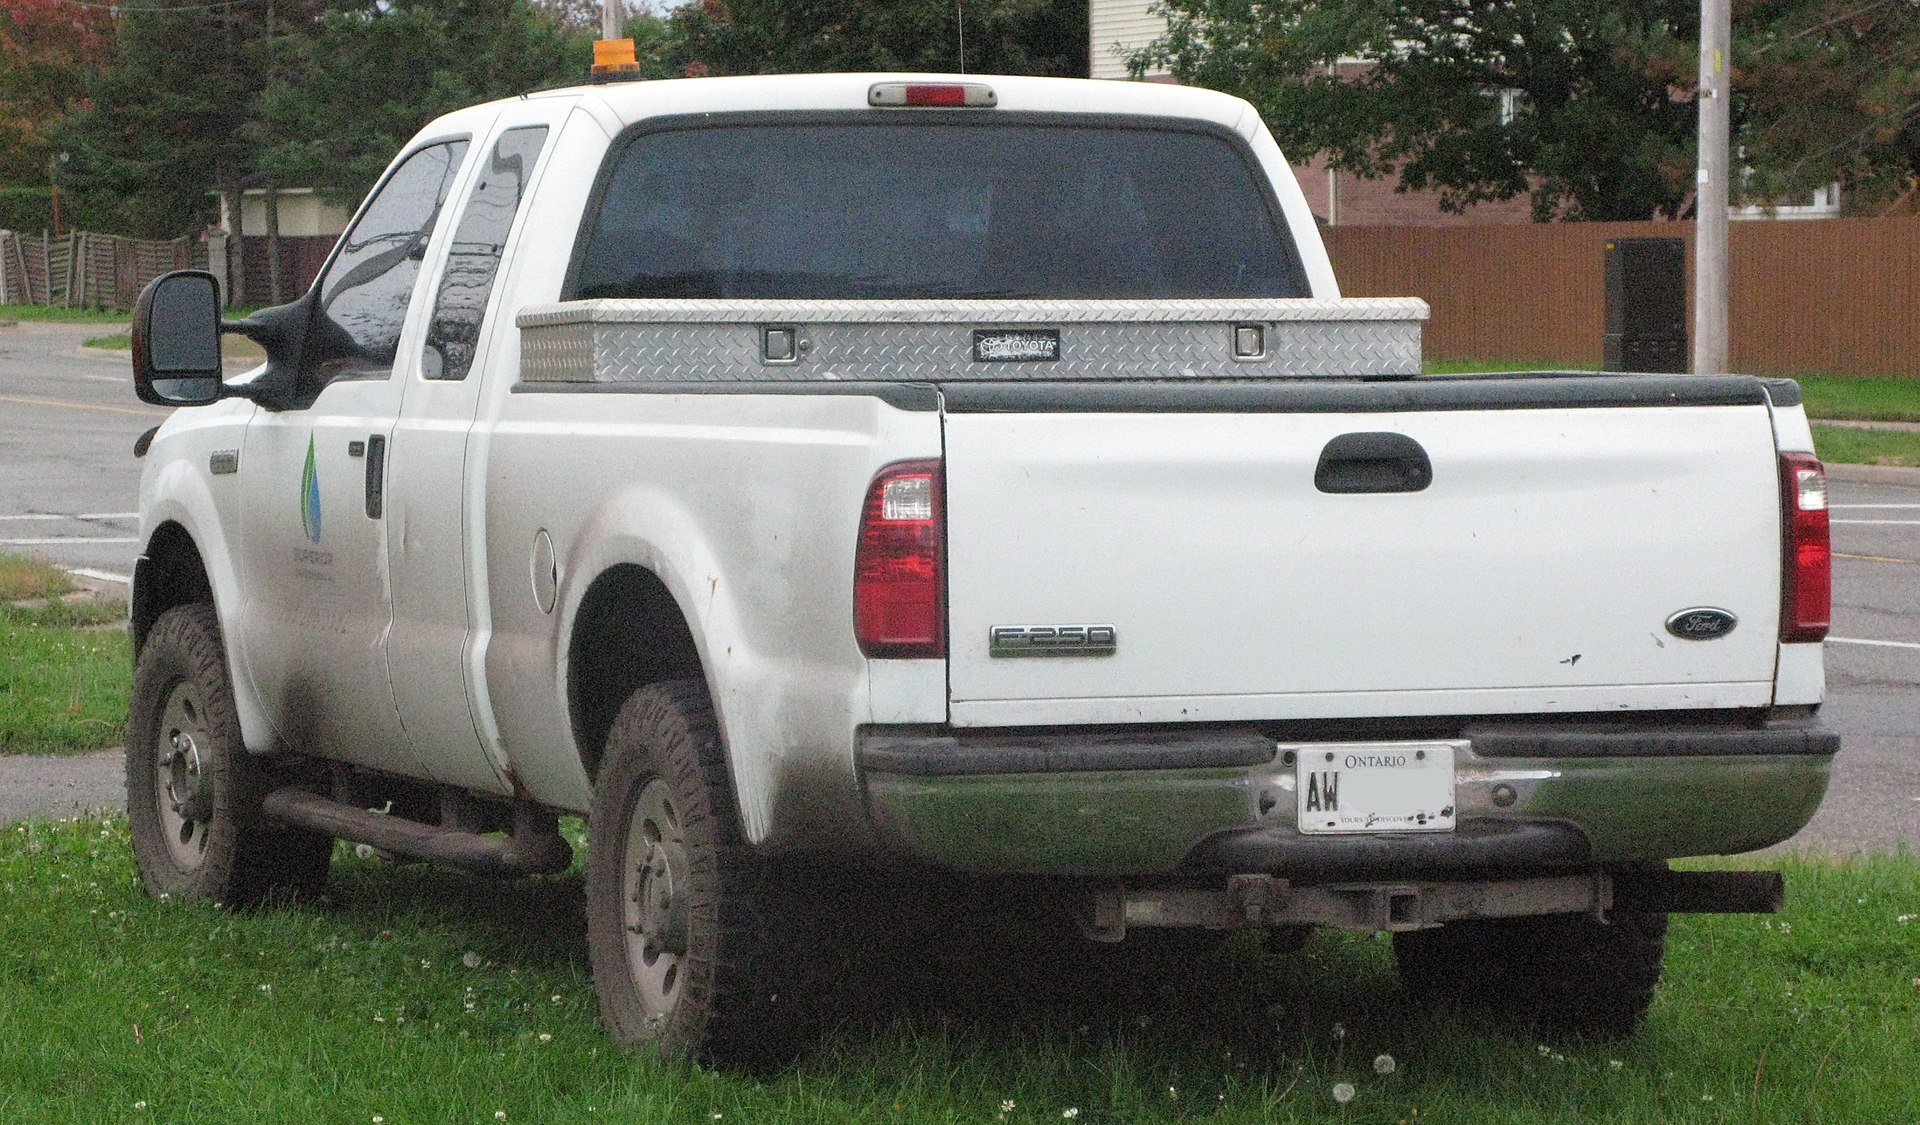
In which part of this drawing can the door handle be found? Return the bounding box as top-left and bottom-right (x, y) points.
(365, 435), (387, 518)
(1315, 432), (1432, 494)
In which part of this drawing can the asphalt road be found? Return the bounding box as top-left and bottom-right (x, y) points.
(1, 320), (1914, 854)
(0, 319), (164, 578)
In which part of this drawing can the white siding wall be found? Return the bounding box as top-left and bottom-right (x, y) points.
(1090, 0), (1169, 78)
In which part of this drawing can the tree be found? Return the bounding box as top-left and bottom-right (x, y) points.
(0, 0), (113, 190)
(1737, 0), (1920, 212)
(659, 0), (1088, 79)
(59, 0), (585, 249)
(253, 0), (588, 204)
(1135, 0), (1703, 221)
(58, 0), (308, 238)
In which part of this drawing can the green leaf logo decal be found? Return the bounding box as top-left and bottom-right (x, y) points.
(300, 435), (323, 544)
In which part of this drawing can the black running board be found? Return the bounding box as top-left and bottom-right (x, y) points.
(263, 788), (572, 878)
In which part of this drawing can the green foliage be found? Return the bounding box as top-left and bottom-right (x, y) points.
(1799, 374), (1920, 422)
(0, 186), (53, 233)
(1811, 423), (1920, 467)
(1, 823), (1918, 1121)
(1141, 1), (1920, 221)
(0, 302), (133, 322)
(0, 600), (128, 756)
(1738, 1), (1920, 211)
(0, 185), (127, 235)
(0, 0), (114, 189)
(660, 0), (1088, 79)
(55, 0), (590, 238)
(254, 0), (592, 204)
(1138, 0), (1701, 221)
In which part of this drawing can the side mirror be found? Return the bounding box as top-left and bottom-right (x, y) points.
(132, 271), (224, 407)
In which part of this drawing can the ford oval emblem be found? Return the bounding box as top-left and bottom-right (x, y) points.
(1666, 608), (1738, 641)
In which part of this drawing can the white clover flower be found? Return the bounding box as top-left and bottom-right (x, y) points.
(1332, 1082), (1356, 1104)
(1373, 1053), (1396, 1075)
(538, 1032), (552, 1043)
(463, 951), (483, 969)
(372, 1117), (383, 1124)
(1062, 1110), (1079, 1120)
(134, 1103), (147, 1111)
(355, 844), (376, 860)
(1608, 1059), (1624, 1070)
(1898, 914), (1916, 924)
(496, 1113), (508, 1122)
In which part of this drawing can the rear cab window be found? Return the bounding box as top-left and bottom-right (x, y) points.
(568, 115), (1309, 301)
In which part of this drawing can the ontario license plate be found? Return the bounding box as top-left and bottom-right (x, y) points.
(1290, 741), (1460, 835)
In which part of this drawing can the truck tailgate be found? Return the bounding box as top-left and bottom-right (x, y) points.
(943, 379), (1785, 726)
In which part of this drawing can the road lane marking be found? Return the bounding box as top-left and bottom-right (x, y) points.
(0, 512), (138, 522)
(0, 394), (167, 418)
(1835, 552), (1915, 564)
(0, 536), (140, 546)
(1829, 637), (1920, 651)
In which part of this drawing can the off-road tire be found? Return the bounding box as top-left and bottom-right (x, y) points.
(125, 603), (333, 904)
(1392, 900), (1668, 1039)
(585, 679), (816, 1067)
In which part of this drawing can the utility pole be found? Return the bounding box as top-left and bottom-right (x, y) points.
(602, 0), (623, 41)
(1692, 0), (1731, 374)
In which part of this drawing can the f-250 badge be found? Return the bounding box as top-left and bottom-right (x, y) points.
(989, 624), (1117, 657)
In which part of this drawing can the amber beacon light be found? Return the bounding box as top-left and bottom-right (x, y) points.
(591, 38), (641, 81)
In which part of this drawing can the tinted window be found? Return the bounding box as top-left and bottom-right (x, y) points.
(574, 122), (1306, 300)
(424, 127), (548, 381)
(303, 140), (469, 393)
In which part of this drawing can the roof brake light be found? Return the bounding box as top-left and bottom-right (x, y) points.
(868, 82), (997, 109)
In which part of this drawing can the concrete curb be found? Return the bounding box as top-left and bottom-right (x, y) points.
(1826, 462), (1920, 486)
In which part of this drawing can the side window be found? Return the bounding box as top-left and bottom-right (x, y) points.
(423, 126), (549, 381)
(301, 140), (469, 394)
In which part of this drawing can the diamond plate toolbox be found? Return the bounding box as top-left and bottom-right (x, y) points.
(517, 297), (1428, 383)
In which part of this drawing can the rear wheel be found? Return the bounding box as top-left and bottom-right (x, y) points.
(1392, 904), (1668, 1038)
(125, 604), (332, 904)
(585, 680), (818, 1066)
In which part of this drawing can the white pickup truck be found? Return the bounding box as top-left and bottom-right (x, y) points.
(126, 72), (1836, 1064)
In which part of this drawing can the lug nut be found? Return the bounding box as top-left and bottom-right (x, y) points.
(1492, 784), (1517, 808)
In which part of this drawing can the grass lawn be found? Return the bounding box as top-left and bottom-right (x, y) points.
(84, 331), (267, 363)
(0, 553), (128, 756)
(1811, 424), (1920, 468)
(1798, 375), (1920, 423)
(0, 818), (1914, 1123)
(0, 302), (131, 324)
(1428, 361), (1920, 426)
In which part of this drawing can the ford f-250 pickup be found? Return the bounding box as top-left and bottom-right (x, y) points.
(125, 72), (1836, 1064)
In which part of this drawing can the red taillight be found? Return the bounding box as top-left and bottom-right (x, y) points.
(1779, 452), (1830, 644)
(854, 460), (945, 658)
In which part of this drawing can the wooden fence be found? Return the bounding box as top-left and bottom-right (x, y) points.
(0, 230), (205, 310)
(1322, 218), (1920, 377)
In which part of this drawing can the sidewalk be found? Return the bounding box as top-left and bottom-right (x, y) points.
(0, 750), (121, 824)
